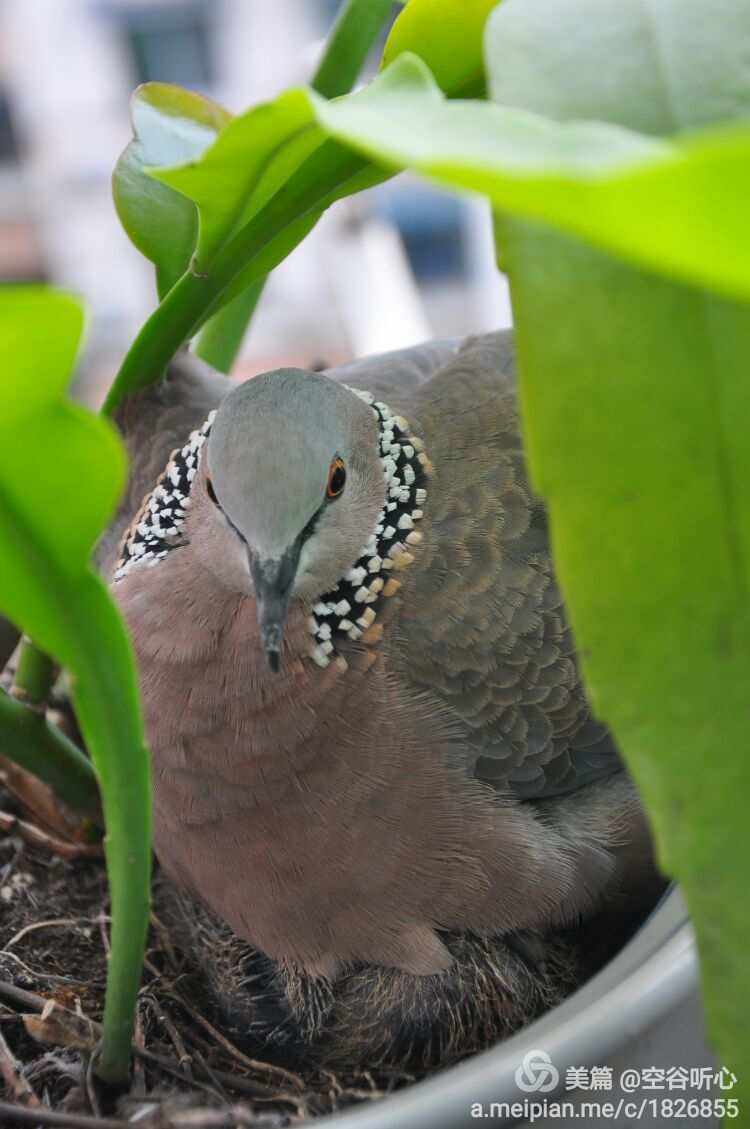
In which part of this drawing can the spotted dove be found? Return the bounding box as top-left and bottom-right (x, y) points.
(107, 332), (654, 986)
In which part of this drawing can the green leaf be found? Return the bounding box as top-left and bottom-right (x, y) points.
(113, 83), (231, 298)
(484, 0), (750, 1092)
(500, 217), (750, 1102)
(311, 53), (750, 304)
(151, 92), (319, 273)
(382, 0), (500, 95)
(193, 0), (398, 374)
(0, 288), (151, 1083)
(486, 0), (750, 136)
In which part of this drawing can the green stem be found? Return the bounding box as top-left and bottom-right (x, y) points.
(0, 688), (100, 821)
(103, 144), (368, 416)
(313, 0), (401, 99)
(193, 277), (265, 373)
(13, 638), (55, 706)
(68, 576), (151, 1085)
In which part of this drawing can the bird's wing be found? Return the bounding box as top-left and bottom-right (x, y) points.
(390, 331), (622, 800)
(325, 339), (462, 401)
(97, 352), (231, 579)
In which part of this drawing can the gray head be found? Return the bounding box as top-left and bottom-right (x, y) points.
(204, 369), (385, 670)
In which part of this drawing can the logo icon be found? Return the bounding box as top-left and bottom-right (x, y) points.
(515, 1049), (560, 1093)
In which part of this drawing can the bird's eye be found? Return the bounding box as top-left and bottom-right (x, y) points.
(326, 457), (346, 499)
(206, 476), (220, 506)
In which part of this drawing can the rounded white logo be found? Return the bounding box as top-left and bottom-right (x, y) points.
(515, 1049), (560, 1093)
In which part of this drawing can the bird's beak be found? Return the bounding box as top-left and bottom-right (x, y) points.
(248, 544), (301, 673)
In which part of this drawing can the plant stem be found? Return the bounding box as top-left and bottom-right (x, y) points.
(103, 144), (369, 416)
(0, 688), (100, 820)
(313, 0), (400, 98)
(68, 576), (151, 1085)
(193, 276), (265, 373)
(13, 638), (55, 706)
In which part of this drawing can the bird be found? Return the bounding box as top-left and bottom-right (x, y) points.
(106, 332), (657, 1057)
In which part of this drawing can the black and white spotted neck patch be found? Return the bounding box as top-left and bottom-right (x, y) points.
(114, 411), (216, 582)
(114, 390), (430, 669)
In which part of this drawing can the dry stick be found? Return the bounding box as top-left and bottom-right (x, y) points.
(0, 812), (102, 861)
(5, 989), (303, 1111)
(163, 991), (305, 1092)
(0, 1028), (40, 1107)
(5, 919), (83, 951)
(0, 1103), (126, 1128)
(134, 1045), (302, 1105)
(186, 1047), (231, 1104)
(0, 981), (45, 1013)
(131, 1002), (146, 1098)
(0, 950), (90, 991)
(133, 1046), (225, 1102)
(143, 996), (192, 1072)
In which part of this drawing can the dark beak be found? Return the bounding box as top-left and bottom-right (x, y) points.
(249, 544), (301, 673)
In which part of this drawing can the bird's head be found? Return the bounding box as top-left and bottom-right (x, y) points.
(202, 369), (386, 671)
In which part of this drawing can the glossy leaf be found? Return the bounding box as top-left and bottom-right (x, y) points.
(486, 0), (750, 135)
(151, 92), (319, 272)
(113, 83), (231, 298)
(311, 53), (750, 303)
(0, 289), (151, 1083)
(382, 0), (500, 95)
(501, 218), (750, 1089)
(485, 0), (750, 1089)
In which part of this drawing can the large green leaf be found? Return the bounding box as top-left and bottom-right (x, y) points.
(310, 53), (750, 304)
(485, 0), (750, 1092)
(0, 289), (151, 1083)
(501, 222), (750, 1085)
(487, 0), (750, 135)
(382, 0), (500, 95)
(113, 83), (231, 299)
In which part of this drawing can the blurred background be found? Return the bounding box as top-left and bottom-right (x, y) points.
(0, 0), (512, 396)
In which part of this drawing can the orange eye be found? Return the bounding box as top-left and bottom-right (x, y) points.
(327, 456), (346, 498)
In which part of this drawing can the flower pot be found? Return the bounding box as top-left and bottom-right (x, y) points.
(325, 889), (717, 1128)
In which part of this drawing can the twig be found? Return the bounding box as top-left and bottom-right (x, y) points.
(0, 812), (102, 861)
(0, 1103), (126, 1128)
(133, 1048), (303, 1105)
(132, 1046), (223, 1101)
(0, 950), (90, 990)
(143, 997), (192, 1072)
(163, 991), (305, 1092)
(5, 919), (83, 951)
(0, 979), (45, 1013)
(184, 1047), (229, 1104)
(96, 911), (110, 959)
(131, 1000), (146, 1097)
(20, 997), (302, 1109)
(0, 1028), (40, 1106)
